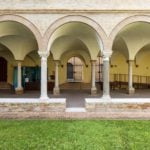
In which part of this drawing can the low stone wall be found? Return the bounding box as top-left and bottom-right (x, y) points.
(0, 98), (66, 112)
(85, 98), (150, 112)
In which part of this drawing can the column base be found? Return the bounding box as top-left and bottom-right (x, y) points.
(15, 87), (23, 95)
(102, 94), (111, 101)
(91, 87), (97, 95)
(128, 88), (135, 94)
(40, 95), (49, 101)
(53, 87), (60, 95)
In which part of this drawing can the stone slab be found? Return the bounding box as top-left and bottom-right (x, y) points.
(0, 98), (66, 112)
(85, 98), (150, 112)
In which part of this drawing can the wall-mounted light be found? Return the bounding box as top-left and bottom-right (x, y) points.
(110, 65), (117, 68)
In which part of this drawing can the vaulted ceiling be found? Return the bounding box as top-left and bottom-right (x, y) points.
(113, 22), (150, 60)
(0, 21), (38, 60)
(50, 22), (101, 60)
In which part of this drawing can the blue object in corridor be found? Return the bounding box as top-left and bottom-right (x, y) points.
(13, 66), (41, 88)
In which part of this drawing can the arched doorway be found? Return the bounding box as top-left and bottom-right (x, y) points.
(0, 57), (7, 82)
(67, 57), (83, 82)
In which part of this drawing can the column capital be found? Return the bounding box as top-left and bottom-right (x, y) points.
(54, 60), (60, 64)
(102, 51), (112, 61)
(15, 60), (23, 65)
(16, 61), (22, 66)
(38, 51), (49, 58)
(90, 60), (96, 64)
(127, 60), (134, 63)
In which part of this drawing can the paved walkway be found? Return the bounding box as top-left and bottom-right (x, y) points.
(0, 89), (150, 108)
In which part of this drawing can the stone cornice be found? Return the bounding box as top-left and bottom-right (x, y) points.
(0, 9), (150, 14)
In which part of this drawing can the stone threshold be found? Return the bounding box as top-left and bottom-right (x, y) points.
(66, 107), (86, 112)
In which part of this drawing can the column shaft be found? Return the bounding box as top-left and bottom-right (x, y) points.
(103, 59), (109, 95)
(102, 55), (110, 99)
(15, 61), (23, 94)
(18, 62), (22, 88)
(55, 61), (59, 88)
(91, 60), (97, 95)
(53, 61), (60, 95)
(40, 56), (48, 99)
(128, 60), (135, 94)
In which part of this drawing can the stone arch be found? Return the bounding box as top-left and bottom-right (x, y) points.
(0, 43), (15, 63)
(44, 15), (107, 53)
(62, 53), (88, 66)
(109, 15), (150, 50)
(23, 50), (40, 66)
(135, 44), (150, 62)
(0, 14), (42, 50)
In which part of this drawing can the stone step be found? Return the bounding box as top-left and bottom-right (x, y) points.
(66, 107), (86, 112)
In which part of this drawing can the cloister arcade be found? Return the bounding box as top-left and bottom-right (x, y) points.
(0, 14), (149, 110)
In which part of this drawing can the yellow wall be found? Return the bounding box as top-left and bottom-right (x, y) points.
(110, 51), (128, 81)
(47, 55), (55, 81)
(134, 51), (150, 76)
(110, 51), (150, 82)
(22, 57), (36, 66)
(7, 62), (14, 84)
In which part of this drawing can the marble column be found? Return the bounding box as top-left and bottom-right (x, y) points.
(53, 60), (60, 95)
(39, 52), (49, 100)
(128, 60), (135, 94)
(91, 60), (97, 95)
(102, 52), (111, 99)
(15, 61), (23, 94)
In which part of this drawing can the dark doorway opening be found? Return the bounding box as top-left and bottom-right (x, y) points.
(0, 57), (7, 82)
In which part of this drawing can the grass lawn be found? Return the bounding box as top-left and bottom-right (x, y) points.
(0, 120), (149, 150)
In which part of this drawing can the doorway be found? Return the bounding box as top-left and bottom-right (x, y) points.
(67, 57), (83, 82)
(0, 57), (7, 82)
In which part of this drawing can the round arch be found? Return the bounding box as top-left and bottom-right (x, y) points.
(135, 44), (150, 62)
(44, 15), (107, 53)
(0, 14), (42, 50)
(63, 53), (88, 66)
(60, 47), (90, 66)
(109, 15), (150, 50)
(24, 50), (40, 66)
(0, 43), (15, 63)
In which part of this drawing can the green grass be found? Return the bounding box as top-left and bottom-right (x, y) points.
(0, 120), (149, 150)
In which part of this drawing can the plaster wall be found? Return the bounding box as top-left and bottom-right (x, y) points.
(0, 0), (150, 11)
